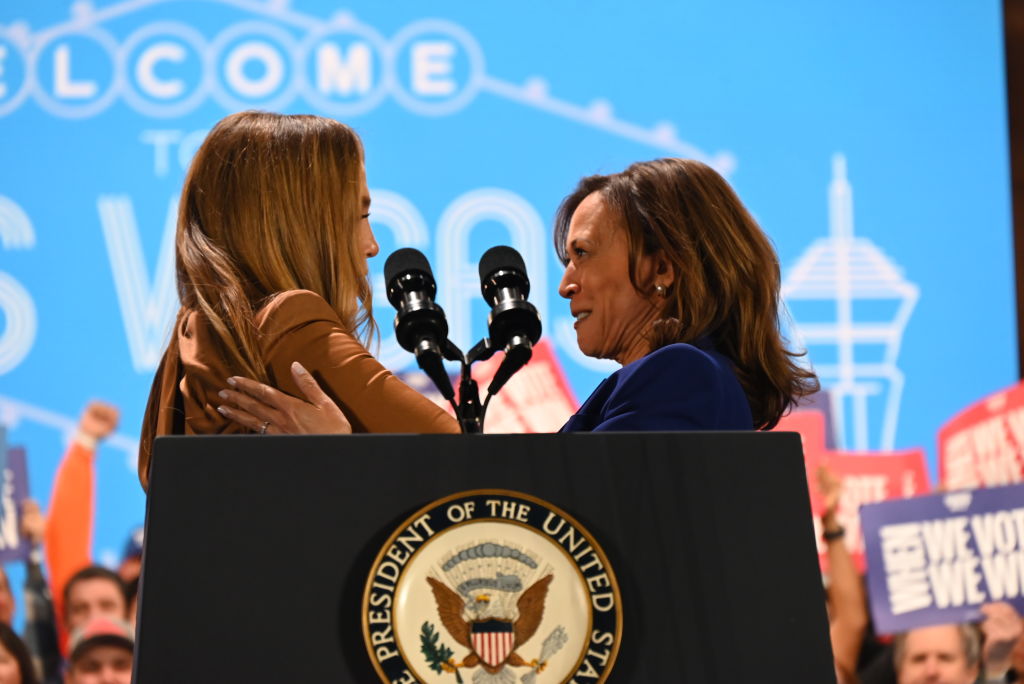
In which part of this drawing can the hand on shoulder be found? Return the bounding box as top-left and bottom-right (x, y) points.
(217, 361), (353, 435)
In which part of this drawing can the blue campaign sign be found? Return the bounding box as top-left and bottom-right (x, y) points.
(0, 1), (1014, 568)
(0, 448), (30, 565)
(861, 485), (1024, 634)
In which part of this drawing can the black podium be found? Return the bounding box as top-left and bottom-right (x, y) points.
(135, 432), (834, 683)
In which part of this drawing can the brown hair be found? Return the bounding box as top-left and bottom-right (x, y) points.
(63, 565), (128, 622)
(554, 158), (818, 429)
(173, 110), (375, 384)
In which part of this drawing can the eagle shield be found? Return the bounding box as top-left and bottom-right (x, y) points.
(426, 541), (554, 675)
(470, 619), (514, 667)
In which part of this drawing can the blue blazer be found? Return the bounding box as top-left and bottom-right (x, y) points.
(559, 341), (753, 432)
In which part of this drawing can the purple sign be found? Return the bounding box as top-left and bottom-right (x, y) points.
(0, 448), (30, 564)
(861, 484), (1024, 634)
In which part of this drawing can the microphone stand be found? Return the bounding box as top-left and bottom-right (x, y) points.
(433, 338), (501, 434)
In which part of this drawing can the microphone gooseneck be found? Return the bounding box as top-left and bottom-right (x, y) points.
(383, 244), (542, 433)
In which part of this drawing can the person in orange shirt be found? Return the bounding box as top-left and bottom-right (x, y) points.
(43, 401), (118, 654)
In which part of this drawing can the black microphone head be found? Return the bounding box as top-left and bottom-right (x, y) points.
(385, 248), (436, 308)
(478, 246), (526, 282)
(478, 246), (529, 303)
(478, 246), (541, 348)
(385, 248), (433, 284)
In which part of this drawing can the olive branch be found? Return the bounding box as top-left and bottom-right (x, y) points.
(420, 622), (463, 683)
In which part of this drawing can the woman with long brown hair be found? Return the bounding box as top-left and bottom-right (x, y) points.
(139, 111), (457, 490)
(220, 157), (817, 433)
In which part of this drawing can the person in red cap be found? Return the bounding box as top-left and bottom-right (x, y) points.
(64, 618), (132, 684)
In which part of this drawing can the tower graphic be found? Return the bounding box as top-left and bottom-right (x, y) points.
(782, 155), (919, 450)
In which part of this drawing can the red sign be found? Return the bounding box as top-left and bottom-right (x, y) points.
(812, 449), (929, 572)
(469, 338), (579, 433)
(775, 409), (829, 465)
(938, 380), (1024, 490)
(405, 339), (580, 434)
(776, 410), (930, 572)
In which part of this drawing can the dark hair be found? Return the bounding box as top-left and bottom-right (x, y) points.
(554, 158), (819, 429)
(63, 566), (128, 620)
(125, 576), (140, 606)
(0, 622), (38, 684)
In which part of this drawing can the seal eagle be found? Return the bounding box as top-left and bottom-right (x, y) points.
(427, 574), (553, 675)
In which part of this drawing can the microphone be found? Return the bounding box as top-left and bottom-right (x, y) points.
(384, 248), (455, 401)
(478, 246), (542, 395)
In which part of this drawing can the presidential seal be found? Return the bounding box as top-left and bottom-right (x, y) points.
(363, 490), (622, 684)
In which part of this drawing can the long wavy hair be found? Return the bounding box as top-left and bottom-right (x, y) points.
(554, 158), (818, 429)
(171, 110), (376, 384)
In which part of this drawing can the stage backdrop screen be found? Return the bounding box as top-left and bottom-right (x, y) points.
(0, 0), (1014, 571)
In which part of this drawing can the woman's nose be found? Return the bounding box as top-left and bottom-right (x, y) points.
(365, 230), (380, 258)
(558, 266), (578, 298)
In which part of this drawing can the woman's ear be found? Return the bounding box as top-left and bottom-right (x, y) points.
(653, 250), (676, 286)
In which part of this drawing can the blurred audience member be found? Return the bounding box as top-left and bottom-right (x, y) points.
(20, 501), (59, 684)
(115, 529), (142, 587)
(977, 602), (1023, 683)
(819, 466), (868, 684)
(0, 623), (37, 684)
(0, 571), (14, 628)
(122, 581), (137, 635)
(64, 618), (132, 684)
(891, 603), (1022, 684)
(44, 402), (118, 648)
(62, 570), (126, 636)
(893, 624), (979, 684)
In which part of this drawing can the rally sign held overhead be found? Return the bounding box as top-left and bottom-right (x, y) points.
(0, 446), (30, 565)
(939, 380), (1024, 491)
(861, 484), (1024, 634)
(777, 408), (930, 572)
(809, 448), (930, 572)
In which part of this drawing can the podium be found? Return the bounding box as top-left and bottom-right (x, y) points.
(135, 432), (834, 683)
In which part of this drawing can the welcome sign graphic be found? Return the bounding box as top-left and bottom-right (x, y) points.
(0, 1), (1014, 570)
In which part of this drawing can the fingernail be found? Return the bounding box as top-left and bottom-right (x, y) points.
(218, 390), (228, 400)
(292, 362), (307, 374)
(216, 406), (228, 415)
(226, 377), (237, 386)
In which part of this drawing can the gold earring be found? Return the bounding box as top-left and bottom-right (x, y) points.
(655, 284), (667, 297)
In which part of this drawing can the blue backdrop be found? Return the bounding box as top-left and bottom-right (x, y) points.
(0, 0), (1015, 572)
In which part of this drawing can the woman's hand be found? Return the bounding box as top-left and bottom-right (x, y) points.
(816, 465), (843, 530)
(217, 362), (353, 435)
(20, 499), (45, 546)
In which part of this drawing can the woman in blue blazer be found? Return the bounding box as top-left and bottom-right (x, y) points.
(553, 158), (817, 432)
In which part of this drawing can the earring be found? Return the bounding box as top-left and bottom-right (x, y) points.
(655, 284), (667, 297)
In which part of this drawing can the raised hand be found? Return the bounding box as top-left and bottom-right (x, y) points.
(20, 499), (44, 545)
(816, 465), (842, 523)
(79, 400), (120, 440)
(979, 601), (1024, 679)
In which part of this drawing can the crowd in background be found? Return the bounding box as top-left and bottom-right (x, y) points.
(1, 402), (138, 684)
(1, 400), (1022, 683)
(819, 462), (1024, 684)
